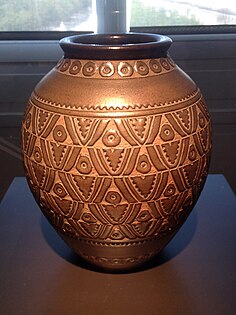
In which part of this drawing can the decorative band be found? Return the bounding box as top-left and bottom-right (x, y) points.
(30, 88), (201, 117)
(55, 56), (176, 79)
(61, 231), (177, 247)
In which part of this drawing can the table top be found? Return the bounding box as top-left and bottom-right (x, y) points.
(0, 175), (235, 315)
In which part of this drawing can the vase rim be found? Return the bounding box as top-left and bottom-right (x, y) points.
(59, 32), (172, 60)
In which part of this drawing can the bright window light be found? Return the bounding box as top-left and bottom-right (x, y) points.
(0, 0), (235, 32)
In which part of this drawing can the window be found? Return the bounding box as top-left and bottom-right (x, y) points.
(130, 0), (236, 27)
(0, 1), (235, 198)
(0, 0), (236, 35)
(0, 0), (94, 32)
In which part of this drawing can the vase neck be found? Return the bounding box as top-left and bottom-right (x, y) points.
(59, 33), (172, 60)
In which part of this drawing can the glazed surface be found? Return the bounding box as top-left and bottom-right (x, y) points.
(22, 56), (211, 270)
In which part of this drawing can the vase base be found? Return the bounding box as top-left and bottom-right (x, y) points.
(59, 232), (176, 272)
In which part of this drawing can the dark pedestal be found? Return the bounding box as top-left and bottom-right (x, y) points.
(0, 175), (235, 315)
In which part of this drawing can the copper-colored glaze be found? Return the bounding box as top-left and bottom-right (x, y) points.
(21, 33), (212, 271)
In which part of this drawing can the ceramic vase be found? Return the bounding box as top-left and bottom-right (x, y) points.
(21, 33), (212, 271)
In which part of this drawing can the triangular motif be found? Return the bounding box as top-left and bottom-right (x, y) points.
(54, 196), (72, 216)
(172, 107), (194, 135)
(130, 118), (147, 138)
(73, 175), (95, 200)
(199, 127), (209, 151)
(76, 118), (93, 139)
(197, 100), (210, 120)
(160, 195), (178, 214)
(182, 160), (199, 186)
(176, 109), (191, 130)
(103, 148), (124, 172)
(136, 210), (152, 222)
(126, 117), (151, 144)
(50, 143), (66, 167)
(32, 162), (45, 186)
(104, 204), (128, 223)
(81, 212), (97, 223)
(136, 154), (152, 174)
(161, 140), (180, 164)
(109, 227), (125, 240)
(22, 129), (31, 152)
(80, 222), (99, 236)
(37, 110), (51, 133)
(132, 221), (152, 236)
(131, 175), (156, 198)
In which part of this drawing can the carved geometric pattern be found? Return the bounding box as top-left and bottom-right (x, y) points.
(22, 82), (211, 248)
(56, 56), (175, 79)
(31, 85), (201, 113)
(21, 50), (213, 272)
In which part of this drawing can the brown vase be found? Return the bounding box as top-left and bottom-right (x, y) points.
(21, 33), (212, 271)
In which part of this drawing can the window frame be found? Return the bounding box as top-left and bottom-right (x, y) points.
(0, 24), (236, 40)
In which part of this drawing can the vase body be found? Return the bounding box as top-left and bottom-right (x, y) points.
(21, 33), (211, 271)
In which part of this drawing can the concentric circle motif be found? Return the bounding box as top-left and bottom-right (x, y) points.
(53, 125), (67, 142)
(99, 62), (115, 77)
(57, 57), (175, 78)
(69, 60), (82, 75)
(188, 144), (197, 161)
(53, 183), (67, 198)
(33, 146), (42, 163)
(198, 112), (206, 128)
(149, 59), (162, 73)
(164, 184), (176, 197)
(160, 58), (171, 71)
(60, 59), (71, 72)
(105, 191), (122, 204)
(82, 62), (96, 76)
(82, 212), (96, 223)
(77, 156), (92, 174)
(110, 228), (124, 240)
(136, 210), (152, 222)
(63, 223), (73, 233)
(136, 154), (151, 174)
(135, 61), (149, 75)
(160, 124), (175, 141)
(118, 62), (134, 77)
(102, 129), (121, 147)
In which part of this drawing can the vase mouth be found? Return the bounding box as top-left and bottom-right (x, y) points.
(59, 32), (172, 60)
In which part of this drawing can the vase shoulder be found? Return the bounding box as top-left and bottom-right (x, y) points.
(33, 57), (197, 116)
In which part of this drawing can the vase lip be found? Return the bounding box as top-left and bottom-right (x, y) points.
(59, 32), (172, 60)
